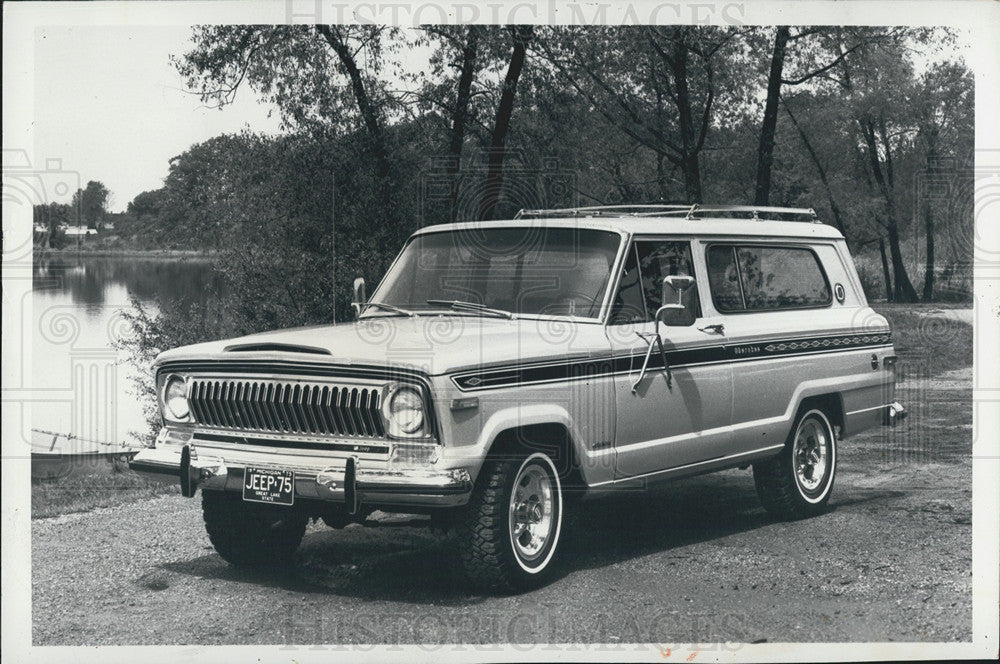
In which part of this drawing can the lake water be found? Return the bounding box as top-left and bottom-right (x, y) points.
(31, 255), (225, 451)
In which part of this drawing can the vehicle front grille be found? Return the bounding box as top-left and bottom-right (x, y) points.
(188, 378), (386, 438)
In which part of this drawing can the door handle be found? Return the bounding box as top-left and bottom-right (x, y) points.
(698, 324), (725, 335)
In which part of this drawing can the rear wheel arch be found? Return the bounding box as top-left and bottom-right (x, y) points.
(795, 392), (845, 437)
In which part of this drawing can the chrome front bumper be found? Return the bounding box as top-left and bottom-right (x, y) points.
(130, 444), (473, 509)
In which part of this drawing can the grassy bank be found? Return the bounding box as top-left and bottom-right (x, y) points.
(32, 470), (176, 519)
(872, 304), (973, 379)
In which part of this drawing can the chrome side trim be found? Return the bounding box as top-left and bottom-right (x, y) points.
(589, 444), (785, 488)
(845, 404), (890, 416)
(592, 416), (788, 457)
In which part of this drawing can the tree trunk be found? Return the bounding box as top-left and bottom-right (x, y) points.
(886, 223), (916, 302)
(782, 98), (847, 237)
(878, 235), (892, 301)
(447, 27), (480, 222)
(860, 116), (918, 302)
(668, 31), (703, 203)
(922, 197), (935, 301)
(921, 134), (939, 301)
(316, 25), (390, 180)
(754, 27), (790, 206)
(479, 26), (533, 221)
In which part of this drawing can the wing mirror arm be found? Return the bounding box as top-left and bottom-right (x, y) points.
(631, 275), (696, 394)
(631, 329), (671, 394)
(351, 277), (367, 318)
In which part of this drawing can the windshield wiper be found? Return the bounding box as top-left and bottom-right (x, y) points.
(426, 299), (515, 320)
(363, 301), (418, 317)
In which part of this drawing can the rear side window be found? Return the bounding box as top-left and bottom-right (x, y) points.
(707, 245), (831, 312)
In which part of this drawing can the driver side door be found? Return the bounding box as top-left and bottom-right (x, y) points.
(606, 238), (734, 480)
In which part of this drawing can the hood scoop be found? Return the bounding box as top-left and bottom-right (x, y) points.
(223, 343), (331, 356)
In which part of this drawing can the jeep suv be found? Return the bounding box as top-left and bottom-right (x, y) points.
(131, 204), (904, 591)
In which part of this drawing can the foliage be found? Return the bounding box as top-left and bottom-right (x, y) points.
(32, 201), (73, 249)
(72, 180), (110, 229)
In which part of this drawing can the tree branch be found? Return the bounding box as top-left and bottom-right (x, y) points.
(781, 39), (867, 86)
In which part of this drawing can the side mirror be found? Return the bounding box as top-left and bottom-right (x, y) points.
(654, 274), (696, 328)
(351, 277), (367, 317)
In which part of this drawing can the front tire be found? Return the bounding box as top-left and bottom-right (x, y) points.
(201, 490), (308, 567)
(459, 451), (563, 593)
(753, 408), (837, 520)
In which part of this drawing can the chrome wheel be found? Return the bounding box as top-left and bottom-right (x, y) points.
(794, 419), (829, 492)
(791, 412), (835, 502)
(508, 454), (561, 569)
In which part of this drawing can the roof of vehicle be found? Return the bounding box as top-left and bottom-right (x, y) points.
(415, 205), (845, 241)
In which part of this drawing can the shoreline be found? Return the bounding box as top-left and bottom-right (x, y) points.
(35, 248), (217, 259)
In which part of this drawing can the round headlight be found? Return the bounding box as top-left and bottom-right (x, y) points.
(388, 387), (425, 435)
(163, 375), (189, 420)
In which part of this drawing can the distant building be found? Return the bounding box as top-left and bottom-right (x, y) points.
(60, 225), (98, 236)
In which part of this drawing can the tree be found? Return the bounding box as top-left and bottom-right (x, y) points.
(535, 26), (746, 204)
(911, 61), (973, 300)
(32, 201), (73, 249)
(72, 180), (110, 230)
(410, 25), (495, 221)
(174, 25), (400, 181)
(479, 25), (533, 220)
(752, 27), (905, 206)
(753, 27), (790, 205)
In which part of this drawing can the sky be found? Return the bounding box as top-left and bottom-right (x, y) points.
(34, 25), (285, 212)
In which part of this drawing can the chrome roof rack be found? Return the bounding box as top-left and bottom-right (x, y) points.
(513, 204), (822, 223)
(680, 204), (819, 222)
(514, 204), (692, 219)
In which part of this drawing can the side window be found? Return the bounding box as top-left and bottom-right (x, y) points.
(706, 246), (743, 312)
(737, 246), (831, 309)
(609, 244), (646, 324)
(706, 244), (831, 312)
(611, 240), (702, 324)
(636, 241), (701, 319)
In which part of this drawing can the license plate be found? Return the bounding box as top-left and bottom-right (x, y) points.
(243, 467), (294, 506)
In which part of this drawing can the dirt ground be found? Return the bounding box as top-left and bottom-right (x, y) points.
(31, 370), (972, 647)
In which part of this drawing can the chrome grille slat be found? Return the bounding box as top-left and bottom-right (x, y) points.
(344, 389), (360, 437)
(328, 387), (346, 434)
(258, 383), (276, 431)
(188, 377), (388, 439)
(188, 381), (204, 422)
(247, 382), (263, 430)
(220, 381), (238, 428)
(360, 389), (375, 436)
(248, 382), (266, 431)
(206, 381), (223, 426)
(306, 385), (322, 434)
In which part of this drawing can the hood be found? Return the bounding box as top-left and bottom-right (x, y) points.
(153, 315), (612, 376)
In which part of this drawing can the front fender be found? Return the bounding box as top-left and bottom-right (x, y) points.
(439, 403), (591, 486)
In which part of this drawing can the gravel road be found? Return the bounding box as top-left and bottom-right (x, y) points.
(32, 373), (973, 647)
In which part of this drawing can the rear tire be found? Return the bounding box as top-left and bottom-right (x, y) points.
(753, 408), (837, 520)
(458, 451), (563, 593)
(201, 490), (308, 567)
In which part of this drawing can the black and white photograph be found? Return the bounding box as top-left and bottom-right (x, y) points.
(3, 1), (998, 661)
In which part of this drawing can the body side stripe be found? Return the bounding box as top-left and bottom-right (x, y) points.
(450, 332), (892, 391)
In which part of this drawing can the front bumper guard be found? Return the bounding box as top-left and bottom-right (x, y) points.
(130, 444), (473, 509)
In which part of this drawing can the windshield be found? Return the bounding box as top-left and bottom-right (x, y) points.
(368, 227), (623, 318)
